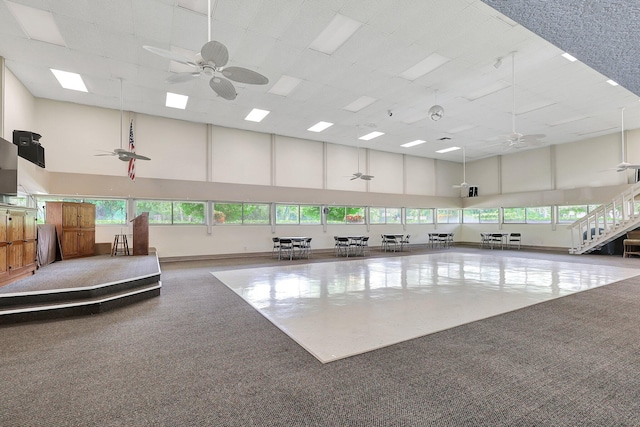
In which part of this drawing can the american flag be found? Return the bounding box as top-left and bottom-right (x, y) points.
(128, 119), (135, 181)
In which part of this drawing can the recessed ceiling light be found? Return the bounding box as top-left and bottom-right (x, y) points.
(6, 1), (66, 46)
(358, 131), (384, 141)
(268, 75), (302, 96)
(308, 121), (333, 132)
(165, 92), (188, 109)
(343, 96), (377, 112)
(400, 53), (451, 81)
(561, 52), (577, 62)
(245, 108), (270, 122)
(50, 69), (88, 92)
(436, 146), (461, 154)
(309, 14), (362, 55)
(606, 79), (619, 86)
(401, 140), (426, 148)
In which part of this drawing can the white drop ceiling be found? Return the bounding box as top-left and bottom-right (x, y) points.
(1, 0), (639, 162)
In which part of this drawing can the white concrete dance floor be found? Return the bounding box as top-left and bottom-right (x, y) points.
(212, 252), (638, 363)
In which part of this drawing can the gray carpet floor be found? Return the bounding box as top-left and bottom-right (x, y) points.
(1, 247), (639, 426)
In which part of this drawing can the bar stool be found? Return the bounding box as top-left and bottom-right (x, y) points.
(112, 233), (130, 256)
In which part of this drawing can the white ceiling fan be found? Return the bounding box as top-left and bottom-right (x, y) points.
(95, 79), (151, 162)
(503, 51), (546, 150)
(452, 147), (475, 188)
(349, 147), (374, 181)
(613, 107), (640, 172)
(142, 0), (268, 100)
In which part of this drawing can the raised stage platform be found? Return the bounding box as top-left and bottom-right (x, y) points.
(0, 252), (161, 324)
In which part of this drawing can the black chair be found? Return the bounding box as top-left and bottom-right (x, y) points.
(271, 237), (280, 258)
(508, 233), (521, 249)
(335, 237), (350, 257)
(278, 238), (294, 260)
(400, 234), (411, 251)
(358, 236), (370, 256)
(384, 235), (398, 252)
(489, 233), (504, 250)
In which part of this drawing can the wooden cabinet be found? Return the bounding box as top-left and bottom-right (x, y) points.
(0, 206), (37, 287)
(46, 202), (95, 259)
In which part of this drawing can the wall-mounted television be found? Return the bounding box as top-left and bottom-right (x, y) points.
(13, 130), (45, 168)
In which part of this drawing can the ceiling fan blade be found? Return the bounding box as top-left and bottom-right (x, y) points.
(128, 153), (151, 161)
(209, 76), (237, 100)
(221, 67), (269, 85)
(165, 72), (201, 84)
(350, 176), (358, 180)
(94, 153), (116, 156)
(361, 175), (374, 181)
(143, 45), (197, 67)
(201, 41), (229, 67)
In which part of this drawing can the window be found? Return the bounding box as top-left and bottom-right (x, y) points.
(214, 202), (270, 225)
(369, 207), (401, 224)
(557, 205), (588, 223)
(503, 207), (525, 223)
(276, 204), (322, 224)
(525, 206), (551, 223)
(437, 209), (461, 224)
(135, 200), (172, 224)
(84, 199), (127, 224)
(300, 206), (321, 224)
(326, 206), (365, 224)
(406, 208), (434, 224)
(172, 201), (206, 224)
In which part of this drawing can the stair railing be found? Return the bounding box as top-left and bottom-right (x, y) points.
(569, 182), (640, 254)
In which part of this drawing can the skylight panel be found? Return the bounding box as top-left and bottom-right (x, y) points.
(436, 146), (461, 153)
(268, 75), (303, 96)
(245, 108), (270, 122)
(165, 92), (188, 109)
(6, 1), (66, 46)
(401, 140), (426, 148)
(343, 96), (377, 112)
(561, 52), (577, 62)
(359, 131), (384, 141)
(308, 121), (333, 132)
(400, 53), (450, 81)
(50, 69), (88, 92)
(309, 14), (362, 55)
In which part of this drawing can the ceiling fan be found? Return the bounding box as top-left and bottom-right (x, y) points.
(142, 0), (268, 100)
(453, 147), (475, 188)
(613, 107), (640, 172)
(503, 52), (546, 150)
(95, 79), (151, 162)
(349, 147), (374, 181)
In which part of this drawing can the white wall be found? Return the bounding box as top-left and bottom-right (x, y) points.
(7, 95), (640, 257)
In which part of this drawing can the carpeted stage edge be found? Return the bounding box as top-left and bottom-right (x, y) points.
(0, 248), (639, 426)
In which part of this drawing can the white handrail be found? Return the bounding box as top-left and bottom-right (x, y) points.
(568, 182), (640, 253)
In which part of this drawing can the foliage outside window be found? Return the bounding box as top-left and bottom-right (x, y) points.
(557, 205), (588, 223)
(214, 202), (269, 225)
(369, 207), (401, 224)
(525, 206), (551, 223)
(326, 206), (365, 224)
(136, 200), (172, 224)
(503, 207), (525, 223)
(405, 208), (434, 224)
(275, 204), (321, 224)
(276, 204), (299, 224)
(172, 201), (205, 224)
(437, 209), (461, 224)
(85, 199), (127, 224)
(300, 206), (321, 224)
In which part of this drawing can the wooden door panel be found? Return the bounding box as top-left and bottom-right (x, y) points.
(79, 231), (95, 256)
(8, 242), (24, 270)
(61, 231), (79, 258)
(24, 212), (36, 240)
(7, 213), (24, 241)
(0, 245), (7, 278)
(62, 204), (79, 228)
(23, 240), (36, 268)
(0, 212), (7, 242)
(79, 204), (95, 228)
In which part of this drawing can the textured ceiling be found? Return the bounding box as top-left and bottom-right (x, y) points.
(0, 0), (639, 163)
(482, 0), (640, 97)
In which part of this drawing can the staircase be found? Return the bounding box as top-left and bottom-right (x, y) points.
(569, 182), (640, 254)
